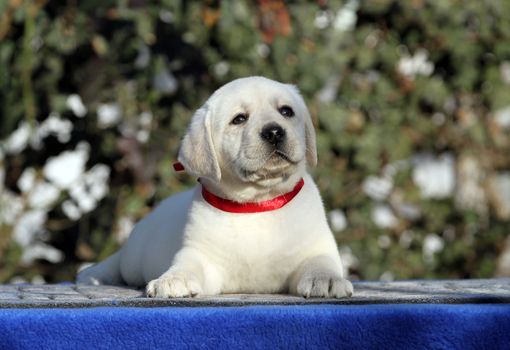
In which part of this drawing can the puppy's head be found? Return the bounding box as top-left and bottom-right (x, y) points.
(178, 77), (317, 188)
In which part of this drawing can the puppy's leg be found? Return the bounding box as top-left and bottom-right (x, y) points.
(146, 248), (219, 298)
(289, 255), (353, 298)
(76, 251), (124, 285)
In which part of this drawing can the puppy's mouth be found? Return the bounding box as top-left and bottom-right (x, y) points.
(272, 149), (299, 165)
(262, 146), (303, 170)
(237, 150), (302, 182)
(239, 167), (291, 183)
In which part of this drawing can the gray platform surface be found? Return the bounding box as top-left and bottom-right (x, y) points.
(1, 279), (509, 308)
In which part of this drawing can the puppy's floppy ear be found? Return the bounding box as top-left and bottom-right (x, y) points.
(286, 84), (318, 167)
(303, 110), (318, 167)
(178, 104), (221, 181)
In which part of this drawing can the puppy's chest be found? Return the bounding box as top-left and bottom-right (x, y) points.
(211, 227), (301, 292)
(209, 213), (310, 254)
(196, 214), (314, 287)
(186, 192), (326, 291)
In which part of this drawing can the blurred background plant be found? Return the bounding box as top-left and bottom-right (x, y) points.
(1, 0), (510, 283)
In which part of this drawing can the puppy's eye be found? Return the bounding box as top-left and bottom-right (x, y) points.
(231, 113), (249, 125)
(278, 105), (295, 118)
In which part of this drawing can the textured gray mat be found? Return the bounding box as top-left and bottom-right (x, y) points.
(1, 279), (509, 308)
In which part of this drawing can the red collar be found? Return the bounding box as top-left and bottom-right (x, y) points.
(201, 179), (305, 213)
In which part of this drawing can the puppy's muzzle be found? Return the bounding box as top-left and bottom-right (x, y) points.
(260, 123), (286, 146)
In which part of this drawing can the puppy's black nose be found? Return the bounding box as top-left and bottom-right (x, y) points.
(261, 123), (286, 145)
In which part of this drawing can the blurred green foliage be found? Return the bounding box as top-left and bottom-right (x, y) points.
(1, 0), (510, 283)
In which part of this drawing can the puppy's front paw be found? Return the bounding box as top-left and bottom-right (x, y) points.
(297, 273), (353, 298)
(146, 271), (202, 298)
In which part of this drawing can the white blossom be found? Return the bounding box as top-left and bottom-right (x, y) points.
(153, 65), (178, 94)
(116, 216), (135, 243)
(362, 175), (393, 201)
(256, 43), (271, 58)
(423, 233), (444, 262)
(0, 190), (24, 225)
(37, 141), (110, 219)
(43, 142), (90, 190)
(329, 209), (347, 232)
(17, 167), (37, 193)
(159, 9), (174, 23)
(97, 103), (122, 129)
(70, 183), (96, 212)
(494, 106), (510, 129)
(139, 111), (153, 127)
(182, 32), (196, 44)
(66, 94), (87, 117)
(85, 164), (110, 200)
(66, 164), (111, 217)
(31, 113), (73, 149)
(314, 11), (331, 29)
(12, 209), (47, 247)
(28, 181), (60, 209)
(3, 114), (73, 154)
(3, 121), (31, 154)
(214, 61), (230, 77)
(137, 130), (150, 143)
(62, 200), (82, 220)
(413, 153), (455, 199)
(333, 0), (359, 32)
(372, 204), (399, 229)
(397, 49), (434, 79)
(20, 242), (64, 265)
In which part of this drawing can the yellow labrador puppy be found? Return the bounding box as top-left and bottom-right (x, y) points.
(77, 77), (353, 299)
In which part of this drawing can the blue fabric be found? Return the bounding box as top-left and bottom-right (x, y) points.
(1, 304), (509, 350)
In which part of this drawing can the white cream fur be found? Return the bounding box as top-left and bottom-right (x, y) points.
(77, 77), (353, 298)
